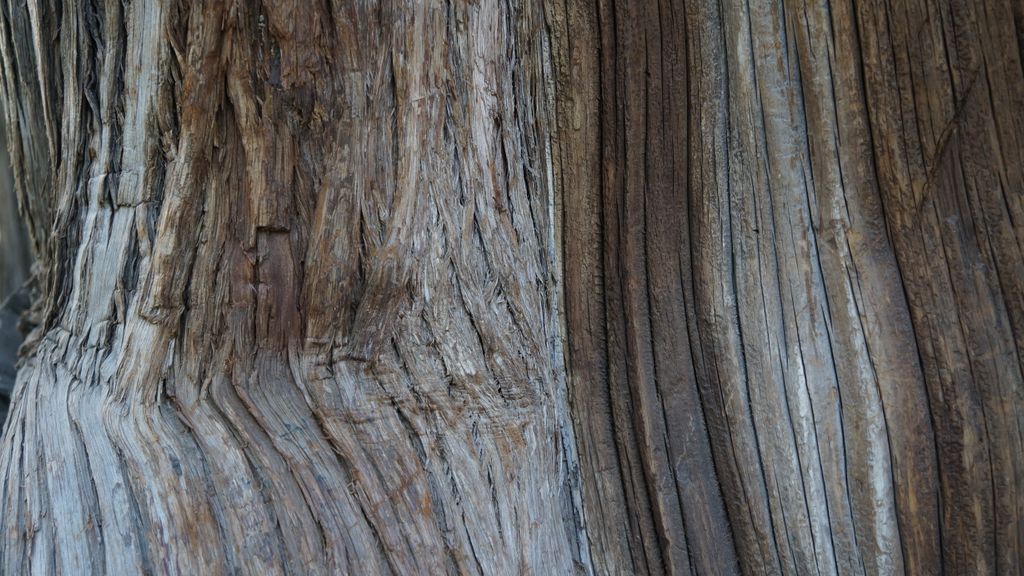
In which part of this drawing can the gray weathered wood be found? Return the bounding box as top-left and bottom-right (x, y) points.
(0, 1), (587, 573)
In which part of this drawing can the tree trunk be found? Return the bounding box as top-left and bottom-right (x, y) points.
(549, 0), (1024, 574)
(0, 1), (586, 574)
(0, 0), (1021, 575)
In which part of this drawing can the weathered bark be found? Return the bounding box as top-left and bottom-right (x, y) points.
(0, 0), (1021, 574)
(0, 1), (586, 574)
(547, 0), (1024, 574)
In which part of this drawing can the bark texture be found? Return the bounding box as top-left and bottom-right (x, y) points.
(0, 1), (586, 573)
(0, 0), (1022, 574)
(548, 0), (1023, 574)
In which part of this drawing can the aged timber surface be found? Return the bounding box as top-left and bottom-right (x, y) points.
(548, 0), (1022, 575)
(0, 0), (1020, 574)
(0, 1), (586, 574)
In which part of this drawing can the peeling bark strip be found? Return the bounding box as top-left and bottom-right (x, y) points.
(548, 0), (1023, 574)
(0, 0), (1022, 575)
(0, 1), (587, 573)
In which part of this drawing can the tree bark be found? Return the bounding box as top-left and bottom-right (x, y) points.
(547, 0), (1024, 573)
(0, 1), (586, 574)
(0, 0), (1021, 575)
